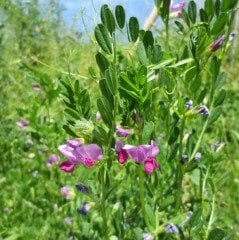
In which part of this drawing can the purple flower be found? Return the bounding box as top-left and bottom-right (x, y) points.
(210, 35), (225, 52)
(170, 1), (185, 18)
(46, 154), (58, 167)
(58, 139), (103, 173)
(32, 84), (41, 92)
(185, 99), (193, 110)
(77, 202), (91, 215)
(197, 105), (210, 116)
(165, 223), (179, 234)
(194, 152), (202, 163)
(16, 118), (29, 130)
(75, 183), (89, 194)
(123, 141), (159, 163)
(115, 140), (129, 164)
(116, 126), (132, 137)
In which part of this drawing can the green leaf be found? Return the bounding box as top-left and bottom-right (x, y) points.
(182, 9), (191, 27)
(199, 9), (208, 22)
(95, 24), (112, 54)
(64, 108), (80, 120)
(129, 17), (139, 42)
(215, 0), (221, 16)
(205, 0), (214, 20)
(168, 126), (180, 145)
(175, 20), (184, 33)
(221, 0), (238, 11)
(209, 106), (222, 124)
(188, 207), (203, 228)
(215, 72), (226, 90)
(115, 5), (125, 29)
(159, 196), (174, 210)
(142, 121), (154, 143)
(99, 78), (114, 103)
(169, 58), (194, 68)
(143, 30), (154, 50)
(152, 44), (162, 64)
(184, 66), (197, 82)
(150, 59), (175, 70)
(93, 126), (108, 146)
(96, 52), (109, 74)
(208, 228), (226, 240)
(63, 124), (77, 137)
(100, 4), (115, 35)
(136, 41), (149, 66)
(188, 1), (197, 24)
(214, 89), (226, 107)
(105, 67), (117, 95)
(145, 204), (156, 228)
(211, 13), (228, 35)
(97, 97), (113, 127)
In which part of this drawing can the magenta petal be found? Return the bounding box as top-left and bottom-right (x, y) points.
(144, 157), (159, 175)
(84, 157), (95, 168)
(118, 150), (128, 164)
(60, 161), (75, 173)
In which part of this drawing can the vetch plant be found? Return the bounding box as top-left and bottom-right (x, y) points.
(57, 0), (239, 239)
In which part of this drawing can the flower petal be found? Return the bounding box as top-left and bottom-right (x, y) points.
(60, 161), (75, 173)
(82, 144), (103, 161)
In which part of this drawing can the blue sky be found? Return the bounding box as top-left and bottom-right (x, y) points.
(58, 0), (155, 33)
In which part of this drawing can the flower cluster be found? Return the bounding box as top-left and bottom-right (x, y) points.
(58, 139), (103, 173)
(116, 140), (160, 174)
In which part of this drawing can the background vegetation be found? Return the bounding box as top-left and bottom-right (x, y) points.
(0, 0), (238, 239)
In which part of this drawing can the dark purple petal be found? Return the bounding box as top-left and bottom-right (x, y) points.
(210, 35), (225, 52)
(46, 154), (58, 167)
(60, 161), (75, 173)
(117, 149), (128, 164)
(75, 183), (89, 194)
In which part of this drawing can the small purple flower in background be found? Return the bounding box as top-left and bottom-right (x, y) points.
(75, 183), (89, 194)
(46, 154), (58, 167)
(16, 118), (29, 130)
(116, 126), (132, 137)
(58, 139), (103, 173)
(210, 35), (225, 52)
(142, 232), (154, 240)
(115, 140), (129, 164)
(194, 152), (202, 163)
(165, 223), (179, 234)
(77, 202), (91, 215)
(32, 83), (41, 92)
(170, 1), (185, 18)
(26, 138), (33, 148)
(185, 99), (193, 110)
(197, 105), (210, 116)
(60, 186), (75, 200)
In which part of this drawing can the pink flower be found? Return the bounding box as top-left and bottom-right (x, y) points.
(58, 139), (103, 173)
(46, 154), (58, 167)
(116, 126), (132, 137)
(170, 1), (185, 18)
(210, 35), (225, 52)
(16, 118), (29, 130)
(32, 84), (41, 92)
(61, 186), (75, 199)
(115, 140), (129, 164)
(123, 141), (159, 163)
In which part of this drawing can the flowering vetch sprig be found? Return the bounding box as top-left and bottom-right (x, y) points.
(116, 140), (160, 174)
(169, 1), (185, 18)
(210, 35), (225, 52)
(58, 139), (103, 173)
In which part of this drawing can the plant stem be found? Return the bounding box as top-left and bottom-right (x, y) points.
(175, 116), (186, 212)
(137, 163), (151, 231)
(100, 166), (109, 240)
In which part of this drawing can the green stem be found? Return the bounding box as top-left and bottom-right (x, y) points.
(100, 166), (109, 240)
(137, 164), (151, 231)
(175, 116), (186, 212)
